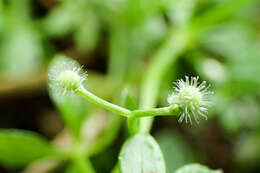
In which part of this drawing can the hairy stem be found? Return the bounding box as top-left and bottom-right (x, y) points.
(132, 106), (180, 118)
(77, 87), (131, 117)
(77, 86), (180, 119)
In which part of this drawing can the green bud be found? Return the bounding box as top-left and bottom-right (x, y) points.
(168, 76), (212, 124)
(48, 55), (87, 95)
(58, 70), (81, 91)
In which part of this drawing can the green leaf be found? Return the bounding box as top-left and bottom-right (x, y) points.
(175, 164), (222, 173)
(170, 0), (196, 25)
(74, 12), (100, 53)
(0, 129), (56, 168)
(119, 134), (166, 173)
(0, 27), (43, 77)
(121, 88), (138, 111)
(43, 1), (77, 37)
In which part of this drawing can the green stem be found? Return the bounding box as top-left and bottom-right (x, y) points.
(73, 154), (95, 173)
(77, 86), (180, 119)
(132, 106), (179, 118)
(77, 87), (131, 117)
(71, 141), (95, 173)
(127, 117), (139, 135)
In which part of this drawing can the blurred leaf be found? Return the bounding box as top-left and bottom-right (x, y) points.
(169, 0), (197, 25)
(74, 12), (100, 53)
(235, 132), (260, 164)
(0, 0), (43, 77)
(0, 129), (57, 168)
(0, 27), (43, 77)
(201, 22), (254, 59)
(155, 130), (194, 172)
(43, 1), (78, 37)
(191, 53), (227, 84)
(121, 0), (158, 26)
(128, 16), (166, 60)
(201, 22), (260, 89)
(119, 134), (166, 173)
(175, 163), (222, 173)
(43, 0), (101, 54)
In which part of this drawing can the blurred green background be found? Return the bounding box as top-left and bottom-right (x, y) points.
(0, 0), (260, 172)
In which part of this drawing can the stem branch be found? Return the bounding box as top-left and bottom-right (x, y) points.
(77, 87), (131, 117)
(131, 106), (179, 118)
(77, 86), (180, 119)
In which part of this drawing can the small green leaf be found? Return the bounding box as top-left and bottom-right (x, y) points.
(0, 129), (56, 168)
(119, 134), (166, 173)
(0, 27), (43, 77)
(74, 12), (100, 53)
(43, 2), (76, 37)
(121, 88), (138, 111)
(175, 163), (222, 173)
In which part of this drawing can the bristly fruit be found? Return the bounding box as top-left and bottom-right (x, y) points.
(48, 55), (87, 95)
(168, 76), (213, 124)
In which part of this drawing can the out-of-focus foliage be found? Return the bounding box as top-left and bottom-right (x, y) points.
(0, 0), (260, 172)
(0, 0), (43, 77)
(0, 130), (59, 168)
(43, 0), (100, 53)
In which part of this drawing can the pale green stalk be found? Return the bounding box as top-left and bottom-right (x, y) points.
(73, 154), (95, 173)
(132, 106), (179, 118)
(76, 86), (180, 118)
(77, 87), (131, 117)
